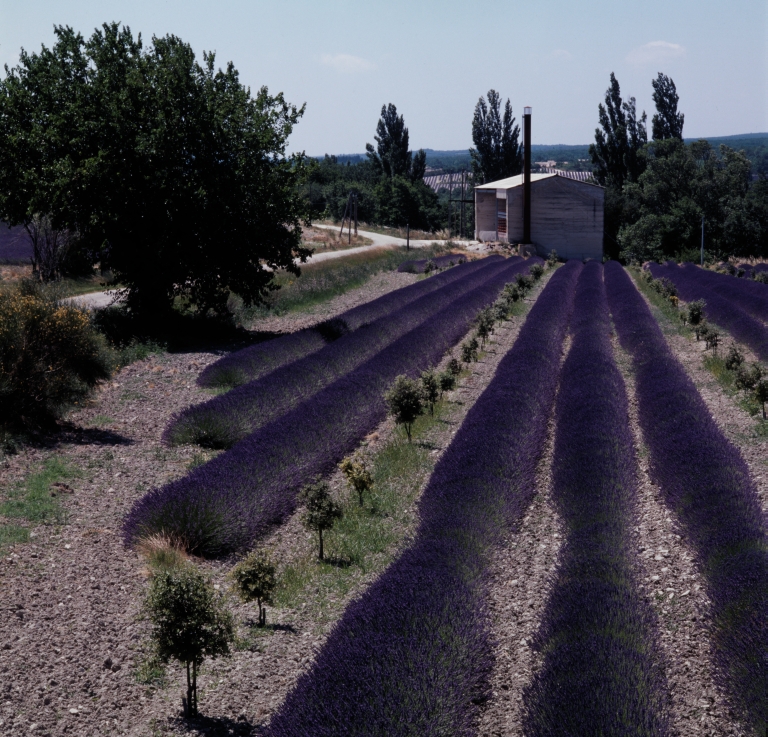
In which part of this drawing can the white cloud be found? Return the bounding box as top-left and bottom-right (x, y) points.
(626, 41), (685, 66)
(550, 49), (572, 60)
(320, 53), (375, 74)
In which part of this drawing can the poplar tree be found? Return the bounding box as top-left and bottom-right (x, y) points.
(470, 90), (522, 183)
(651, 73), (684, 140)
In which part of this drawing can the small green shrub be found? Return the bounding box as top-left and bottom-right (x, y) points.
(300, 479), (343, 560)
(694, 320), (710, 342)
(705, 329), (720, 352)
(447, 356), (462, 377)
(420, 368), (439, 415)
(339, 454), (374, 507)
(546, 250), (558, 268)
(0, 281), (114, 428)
(754, 272), (768, 284)
(687, 299), (706, 326)
(475, 308), (495, 346)
(754, 380), (768, 419)
(529, 263), (544, 280)
(460, 337), (479, 364)
(143, 565), (234, 717)
(438, 370), (456, 398)
(230, 550), (277, 627)
(736, 363), (763, 393)
(724, 345), (745, 371)
(385, 375), (425, 442)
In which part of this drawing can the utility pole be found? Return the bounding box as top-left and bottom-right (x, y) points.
(353, 192), (358, 236)
(406, 222), (410, 250)
(447, 171), (453, 238)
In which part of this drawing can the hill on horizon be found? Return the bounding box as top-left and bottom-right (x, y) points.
(321, 132), (768, 174)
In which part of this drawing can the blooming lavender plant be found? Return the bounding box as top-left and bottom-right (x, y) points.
(199, 254), (505, 389)
(523, 262), (670, 736)
(124, 258), (544, 557)
(264, 261), (582, 737)
(167, 256), (525, 447)
(606, 261), (768, 734)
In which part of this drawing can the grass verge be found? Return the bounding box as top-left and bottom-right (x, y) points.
(271, 405), (445, 626)
(233, 245), (449, 320)
(629, 266), (768, 437)
(0, 456), (78, 547)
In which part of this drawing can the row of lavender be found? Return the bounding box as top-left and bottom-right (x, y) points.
(124, 257), (542, 557)
(606, 261), (768, 734)
(523, 263), (669, 734)
(168, 256), (526, 448)
(649, 262), (768, 362)
(267, 261), (582, 736)
(199, 255), (506, 389)
(676, 262), (768, 321)
(396, 252), (465, 273)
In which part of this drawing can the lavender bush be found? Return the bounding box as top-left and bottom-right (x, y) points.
(0, 224), (31, 263)
(523, 262), (670, 736)
(606, 261), (768, 734)
(124, 258), (544, 557)
(649, 262), (768, 362)
(167, 257), (527, 447)
(265, 261), (582, 737)
(199, 255), (503, 389)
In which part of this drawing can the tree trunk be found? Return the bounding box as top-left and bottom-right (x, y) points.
(191, 659), (197, 716)
(186, 661), (193, 717)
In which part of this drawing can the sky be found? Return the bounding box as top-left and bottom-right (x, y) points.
(1, 0), (766, 155)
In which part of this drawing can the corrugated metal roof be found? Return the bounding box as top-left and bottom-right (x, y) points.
(475, 171), (601, 189)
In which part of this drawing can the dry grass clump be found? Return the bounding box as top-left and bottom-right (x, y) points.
(136, 533), (190, 571)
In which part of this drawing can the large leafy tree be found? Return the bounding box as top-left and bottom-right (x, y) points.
(651, 72), (684, 140)
(469, 90), (522, 184)
(365, 103), (426, 181)
(619, 139), (766, 261)
(0, 23), (310, 315)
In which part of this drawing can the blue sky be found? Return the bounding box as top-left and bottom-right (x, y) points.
(1, 0), (766, 155)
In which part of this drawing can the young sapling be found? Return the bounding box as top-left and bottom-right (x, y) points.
(339, 455), (373, 506)
(230, 550), (276, 627)
(300, 479), (342, 560)
(420, 368), (439, 415)
(385, 375), (425, 442)
(143, 565), (234, 717)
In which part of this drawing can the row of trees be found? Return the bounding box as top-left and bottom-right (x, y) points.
(590, 72), (768, 261)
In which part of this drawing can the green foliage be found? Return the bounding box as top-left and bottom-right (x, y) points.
(694, 320), (710, 342)
(230, 550), (276, 627)
(420, 368), (440, 416)
(754, 271), (768, 284)
(438, 370), (456, 397)
(144, 565), (234, 717)
(529, 263), (545, 280)
(724, 345), (745, 371)
(339, 455), (374, 507)
(447, 356), (462, 377)
(687, 299), (706, 326)
(385, 375), (425, 442)
(618, 138), (767, 261)
(736, 363), (763, 393)
(470, 90), (522, 184)
(704, 329), (720, 352)
(754, 379), (768, 418)
(547, 250), (559, 267)
(365, 103), (425, 182)
(460, 336), (479, 364)
(0, 282), (113, 428)
(515, 273), (534, 296)
(0, 23), (310, 316)
(476, 307), (495, 346)
(651, 73), (684, 141)
(589, 73), (647, 191)
(300, 479), (343, 560)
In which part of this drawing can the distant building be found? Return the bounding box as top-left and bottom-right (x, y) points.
(475, 172), (604, 261)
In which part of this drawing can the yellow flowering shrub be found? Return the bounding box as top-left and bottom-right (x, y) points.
(0, 282), (114, 427)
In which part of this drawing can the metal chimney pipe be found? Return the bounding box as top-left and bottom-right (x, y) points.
(523, 107), (532, 244)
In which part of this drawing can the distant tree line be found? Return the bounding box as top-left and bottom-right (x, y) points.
(590, 72), (768, 262)
(306, 103), (443, 231)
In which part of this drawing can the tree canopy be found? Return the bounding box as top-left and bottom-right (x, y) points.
(589, 73), (647, 190)
(365, 103), (426, 182)
(651, 72), (684, 141)
(0, 23), (310, 315)
(470, 90), (522, 184)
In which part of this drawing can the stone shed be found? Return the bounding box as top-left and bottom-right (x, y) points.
(475, 172), (604, 261)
